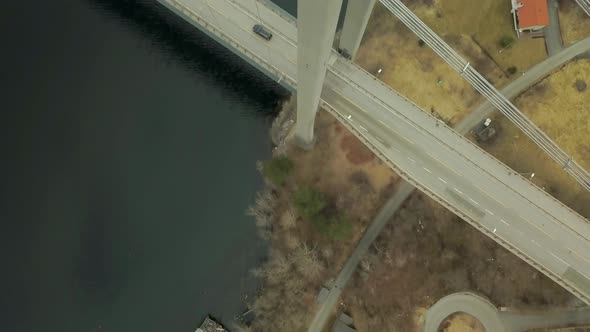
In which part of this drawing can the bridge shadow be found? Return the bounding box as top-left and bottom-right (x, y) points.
(84, 0), (290, 118)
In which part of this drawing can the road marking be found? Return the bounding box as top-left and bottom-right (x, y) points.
(407, 157), (416, 163)
(485, 209), (494, 216)
(520, 216), (554, 239)
(500, 219), (510, 226)
(378, 119), (391, 129)
(374, 136), (385, 144)
(423, 167), (432, 174)
(550, 252), (569, 266)
(474, 184), (507, 207)
(569, 248), (590, 264)
(400, 135), (416, 146)
(359, 125), (368, 132)
(438, 177), (447, 184)
(392, 147), (400, 153)
(469, 198), (480, 206)
(531, 240), (541, 247)
(454, 188), (463, 194)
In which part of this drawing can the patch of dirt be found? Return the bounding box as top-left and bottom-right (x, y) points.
(340, 130), (376, 165)
(440, 313), (485, 332)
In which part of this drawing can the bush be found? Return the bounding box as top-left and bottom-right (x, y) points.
(294, 187), (326, 219)
(262, 156), (294, 186)
(499, 35), (514, 48)
(418, 39), (425, 47)
(507, 66), (517, 75)
(312, 214), (352, 240)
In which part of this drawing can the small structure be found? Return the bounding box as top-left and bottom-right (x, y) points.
(196, 316), (226, 332)
(511, 0), (549, 36)
(474, 118), (497, 143)
(331, 313), (357, 332)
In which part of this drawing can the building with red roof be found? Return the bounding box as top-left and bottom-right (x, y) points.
(511, 0), (550, 34)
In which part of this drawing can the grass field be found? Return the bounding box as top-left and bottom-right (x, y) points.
(406, 0), (547, 72)
(560, 0), (590, 46)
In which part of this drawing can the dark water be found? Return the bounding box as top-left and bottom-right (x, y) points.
(0, 0), (294, 331)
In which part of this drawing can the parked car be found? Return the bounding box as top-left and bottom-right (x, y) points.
(253, 24), (272, 40)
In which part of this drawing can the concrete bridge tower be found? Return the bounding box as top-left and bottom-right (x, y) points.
(294, 0), (343, 149)
(339, 0), (377, 60)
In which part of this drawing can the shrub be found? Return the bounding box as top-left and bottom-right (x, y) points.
(262, 156), (294, 186)
(418, 39), (425, 47)
(311, 214), (352, 240)
(507, 66), (518, 75)
(499, 35), (514, 48)
(294, 187), (326, 219)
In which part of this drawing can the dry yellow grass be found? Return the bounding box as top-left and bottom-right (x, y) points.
(483, 59), (590, 218)
(560, 0), (590, 46)
(407, 0), (547, 72)
(357, 4), (501, 125)
(442, 314), (484, 332)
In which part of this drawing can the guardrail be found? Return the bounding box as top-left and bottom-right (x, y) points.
(576, 0), (590, 17)
(380, 0), (590, 193)
(164, 0), (296, 88)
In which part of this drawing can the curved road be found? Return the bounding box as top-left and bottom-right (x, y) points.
(423, 293), (503, 332)
(424, 292), (590, 332)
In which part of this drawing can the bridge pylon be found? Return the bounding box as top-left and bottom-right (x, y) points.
(294, 0), (343, 149)
(339, 0), (376, 60)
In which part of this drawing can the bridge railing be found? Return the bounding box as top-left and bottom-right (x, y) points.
(165, 0), (296, 88)
(380, 0), (590, 193)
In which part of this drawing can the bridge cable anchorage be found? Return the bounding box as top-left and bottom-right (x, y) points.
(379, 0), (590, 193)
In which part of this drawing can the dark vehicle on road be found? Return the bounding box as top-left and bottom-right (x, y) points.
(253, 24), (272, 40)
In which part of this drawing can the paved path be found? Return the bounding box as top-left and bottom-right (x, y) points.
(424, 292), (590, 332)
(545, 0), (564, 56)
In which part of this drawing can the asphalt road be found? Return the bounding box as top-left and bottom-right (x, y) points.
(158, 0), (590, 327)
(544, 0), (564, 56)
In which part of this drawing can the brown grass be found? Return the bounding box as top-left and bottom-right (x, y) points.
(481, 59), (590, 219)
(560, 0), (590, 46)
(343, 192), (576, 332)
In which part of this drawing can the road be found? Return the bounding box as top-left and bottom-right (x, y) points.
(158, 0), (590, 320)
(424, 292), (590, 332)
(544, 0), (564, 56)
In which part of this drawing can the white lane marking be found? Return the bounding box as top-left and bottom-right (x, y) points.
(454, 188), (463, 194)
(469, 198), (480, 206)
(473, 184), (506, 207)
(531, 240), (541, 247)
(378, 119), (391, 129)
(520, 216), (554, 239)
(438, 177), (447, 184)
(568, 248), (590, 264)
(493, 228), (497, 233)
(500, 219), (510, 226)
(423, 167), (432, 174)
(392, 147), (400, 153)
(400, 135), (416, 145)
(359, 125), (368, 132)
(374, 136), (385, 144)
(550, 252), (569, 266)
(407, 157), (416, 163)
(485, 209), (494, 216)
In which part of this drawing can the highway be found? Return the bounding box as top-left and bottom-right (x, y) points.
(158, 0), (590, 311)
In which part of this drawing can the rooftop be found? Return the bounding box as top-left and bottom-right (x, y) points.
(516, 0), (550, 29)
